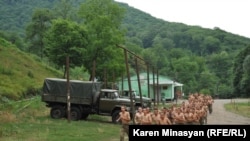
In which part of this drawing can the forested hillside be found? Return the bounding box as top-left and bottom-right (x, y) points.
(0, 0), (250, 99)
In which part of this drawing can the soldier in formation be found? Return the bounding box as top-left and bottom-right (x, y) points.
(133, 93), (213, 125)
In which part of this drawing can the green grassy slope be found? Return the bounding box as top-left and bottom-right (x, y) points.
(0, 96), (120, 141)
(0, 38), (62, 100)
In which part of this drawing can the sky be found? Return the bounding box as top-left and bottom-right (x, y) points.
(115, 0), (250, 38)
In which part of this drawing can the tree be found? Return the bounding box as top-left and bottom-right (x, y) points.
(0, 31), (26, 51)
(171, 57), (199, 93)
(206, 51), (233, 96)
(243, 55), (250, 75)
(241, 55), (250, 97)
(52, 0), (79, 21)
(25, 8), (54, 59)
(197, 71), (218, 95)
(202, 36), (221, 55)
(44, 19), (88, 78)
(78, 0), (126, 81)
(233, 45), (250, 97)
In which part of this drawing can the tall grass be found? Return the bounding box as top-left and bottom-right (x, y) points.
(0, 97), (122, 141)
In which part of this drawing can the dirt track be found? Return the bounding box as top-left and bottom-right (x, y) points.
(206, 99), (250, 125)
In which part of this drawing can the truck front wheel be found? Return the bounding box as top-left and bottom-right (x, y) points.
(112, 110), (121, 124)
(50, 105), (65, 119)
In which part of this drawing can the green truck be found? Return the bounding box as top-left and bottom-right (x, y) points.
(42, 78), (135, 123)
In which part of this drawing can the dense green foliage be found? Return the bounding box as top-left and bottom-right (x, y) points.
(25, 8), (54, 58)
(0, 0), (250, 99)
(45, 19), (88, 77)
(78, 0), (126, 81)
(232, 45), (250, 97)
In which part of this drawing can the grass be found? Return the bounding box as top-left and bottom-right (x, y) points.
(1, 96), (249, 141)
(224, 100), (250, 118)
(0, 98), (182, 141)
(0, 121), (120, 141)
(0, 96), (122, 141)
(0, 38), (63, 100)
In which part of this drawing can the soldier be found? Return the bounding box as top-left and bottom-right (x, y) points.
(172, 108), (186, 125)
(192, 108), (201, 125)
(117, 106), (131, 141)
(151, 107), (160, 125)
(158, 111), (172, 125)
(184, 108), (194, 125)
(207, 96), (214, 114)
(134, 107), (143, 125)
(140, 107), (152, 125)
(169, 105), (177, 124)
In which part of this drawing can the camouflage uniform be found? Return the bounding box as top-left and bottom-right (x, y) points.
(120, 124), (129, 141)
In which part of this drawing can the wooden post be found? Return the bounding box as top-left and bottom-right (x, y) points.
(147, 64), (150, 99)
(156, 69), (159, 107)
(66, 56), (71, 123)
(124, 49), (135, 124)
(104, 68), (107, 88)
(152, 67), (155, 107)
(91, 59), (96, 81)
(135, 58), (143, 106)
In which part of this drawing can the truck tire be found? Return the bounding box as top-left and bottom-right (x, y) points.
(50, 105), (65, 119)
(112, 110), (121, 124)
(70, 107), (82, 121)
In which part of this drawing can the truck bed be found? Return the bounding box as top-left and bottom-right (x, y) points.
(42, 78), (102, 105)
(42, 94), (92, 105)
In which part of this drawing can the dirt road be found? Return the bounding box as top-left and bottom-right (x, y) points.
(206, 99), (250, 125)
(109, 99), (250, 141)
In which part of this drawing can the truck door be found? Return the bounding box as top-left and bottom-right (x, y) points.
(99, 92), (117, 113)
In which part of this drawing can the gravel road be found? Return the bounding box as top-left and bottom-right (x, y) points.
(206, 99), (250, 125)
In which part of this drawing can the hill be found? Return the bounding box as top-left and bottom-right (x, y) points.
(119, 2), (250, 52)
(0, 37), (62, 101)
(0, 0), (250, 99)
(1, 0), (250, 56)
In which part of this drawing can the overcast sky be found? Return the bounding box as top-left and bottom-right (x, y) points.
(115, 0), (250, 38)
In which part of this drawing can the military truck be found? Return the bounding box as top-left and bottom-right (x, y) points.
(42, 78), (135, 123)
(120, 90), (151, 109)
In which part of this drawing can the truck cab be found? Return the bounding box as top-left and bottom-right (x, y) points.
(98, 89), (135, 123)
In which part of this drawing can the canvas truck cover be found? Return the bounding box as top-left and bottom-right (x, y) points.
(42, 78), (102, 98)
